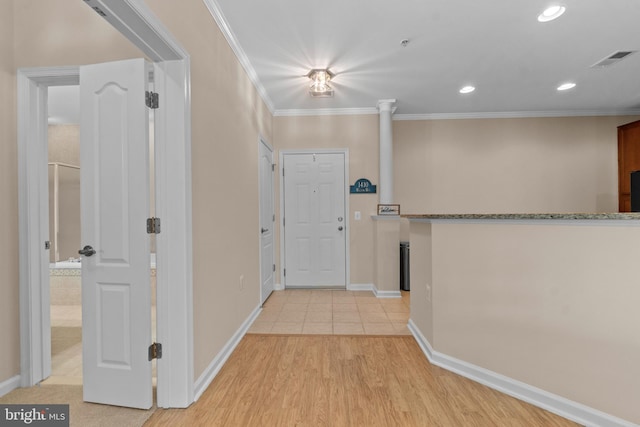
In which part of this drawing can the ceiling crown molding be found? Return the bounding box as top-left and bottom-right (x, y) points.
(202, 0), (275, 113)
(274, 107), (380, 117)
(394, 110), (640, 121)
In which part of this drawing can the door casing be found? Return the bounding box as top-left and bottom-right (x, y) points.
(17, 0), (193, 409)
(278, 149), (350, 289)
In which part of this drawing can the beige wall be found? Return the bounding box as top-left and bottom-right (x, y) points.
(395, 116), (640, 215)
(410, 220), (640, 424)
(2, 0), (272, 386)
(146, 0), (272, 379)
(0, 0), (19, 385)
(273, 114), (379, 285)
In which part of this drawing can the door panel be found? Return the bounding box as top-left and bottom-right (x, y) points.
(259, 141), (275, 305)
(283, 153), (346, 287)
(80, 58), (152, 409)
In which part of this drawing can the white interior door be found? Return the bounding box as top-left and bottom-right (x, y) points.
(259, 140), (275, 304)
(283, 152), (346, 288)
(79, 58), (152, 409)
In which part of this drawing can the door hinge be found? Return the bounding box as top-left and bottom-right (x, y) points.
(145, 91), (159, 109)
(44, 241), (51, 250)
(273, 214), (275, 222)
(282, 168), (285, 177)
(148, 342), (162, 361)
(284, 268), (286, 277)
(147, 217), (161, 234)
(283, 217), (285, 227)
(273, 264), (276, 272)
(271, 164), (275, 172)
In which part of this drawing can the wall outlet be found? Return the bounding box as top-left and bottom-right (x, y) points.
(354, 211), (361, 220)
(239, 274), (244, 291)
(425, 283), (432, 303)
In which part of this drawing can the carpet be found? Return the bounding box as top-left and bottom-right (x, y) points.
(0, 384), (156, 427)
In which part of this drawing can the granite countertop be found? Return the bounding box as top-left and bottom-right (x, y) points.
(402, 213), (640, 220)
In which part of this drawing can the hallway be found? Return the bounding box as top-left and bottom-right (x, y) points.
(249, 289), (411, 335)
(145, 334), (578, 426)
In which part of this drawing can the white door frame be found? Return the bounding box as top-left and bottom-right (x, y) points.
(278, 149), (350, 289)
(258, 136), (275, 304)
(17, 0), (194, 408)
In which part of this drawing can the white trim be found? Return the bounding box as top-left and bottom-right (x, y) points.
(201, 0), (274, 113)
(408, 320), (638, 427)
(18, 0), (193, 409)
(193, 305), (262, 401)
(347, 283), (401, 298)
(152, 59), (194, 408)
(394, 109), (640, 121)
(274, 283), (285, 291)
(274, 107), (379, 117)
(279, 149), (350, 290)
(374, 289), (402, 298)
(0, 375), (21, 398)
(347, 283), (374, 292)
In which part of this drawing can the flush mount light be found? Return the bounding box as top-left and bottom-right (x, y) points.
(557, 82), (576, 91)
(538, 5), (566, 22)
(459, 85), (476, 94)
(307, 69), (334, 97)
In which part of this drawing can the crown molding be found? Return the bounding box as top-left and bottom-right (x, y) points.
(202, 0), (275, 113)
(394, 110), (640, 121)
(274, 107), (379, 117)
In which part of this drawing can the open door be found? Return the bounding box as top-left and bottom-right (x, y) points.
(259, 139), (275, 304)
(79, 58), (153, 409)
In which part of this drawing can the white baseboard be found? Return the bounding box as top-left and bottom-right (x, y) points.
(274, 283), (284, 291)
(193, 305), (261, 401)
(348, 283), (402, 298)
(373, 288), (402, 298)
(0, 375), (20, 398)
(407, 320), (637, 427)
(347, 283), (374, 292)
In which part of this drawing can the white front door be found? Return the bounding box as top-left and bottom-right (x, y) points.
(259, 140), (275, 304)
(283, 152), (346, 288)
(79, 58), (153, 409)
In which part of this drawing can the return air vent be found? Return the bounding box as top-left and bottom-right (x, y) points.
(591, 51), (636, 68)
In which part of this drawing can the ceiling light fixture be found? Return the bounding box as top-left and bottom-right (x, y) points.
(307, 69), (334, 97)
(459, 85), (475, 94)
(538, 5), (566, 22)
(557, 82), (576, 91)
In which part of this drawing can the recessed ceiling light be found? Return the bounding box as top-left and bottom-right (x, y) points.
(538, 5), (566, 22)
(459, 86), (475, 94)
(557, 82), (576, 91)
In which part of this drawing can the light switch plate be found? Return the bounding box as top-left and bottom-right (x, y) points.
(355, 211), (361, 220)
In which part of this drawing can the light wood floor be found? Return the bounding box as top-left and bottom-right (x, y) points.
(145, 335), (578, 427)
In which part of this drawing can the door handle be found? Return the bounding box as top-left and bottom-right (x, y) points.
(261, 228), (269, 234)
(338, 226), (344, 231)
(78, 245), (96, 257)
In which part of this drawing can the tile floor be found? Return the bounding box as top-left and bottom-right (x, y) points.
(248, 289), (411, 335)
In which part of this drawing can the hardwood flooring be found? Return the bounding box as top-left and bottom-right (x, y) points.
(145, 335), (578, 427)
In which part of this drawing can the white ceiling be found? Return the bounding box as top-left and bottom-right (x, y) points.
(48, 85), (79, 124)
(207, 0), (640, 118)
(48, 1), (640, 121)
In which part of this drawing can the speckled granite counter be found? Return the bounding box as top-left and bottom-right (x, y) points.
(403, 212), (640, 221)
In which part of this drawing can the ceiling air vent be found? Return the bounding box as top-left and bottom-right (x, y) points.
(591, 51), (636, 68)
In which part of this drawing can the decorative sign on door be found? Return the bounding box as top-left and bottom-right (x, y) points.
(350, 178), (376, 194)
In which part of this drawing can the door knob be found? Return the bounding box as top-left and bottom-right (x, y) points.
(261, 228), (269, 234)
(78, 245), (96, 257)
(338, 226), (344, 231)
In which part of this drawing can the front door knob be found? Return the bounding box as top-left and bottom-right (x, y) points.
(78, 245), (96, 257)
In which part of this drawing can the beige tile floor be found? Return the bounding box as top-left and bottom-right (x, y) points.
(248, 289), (411, 335)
